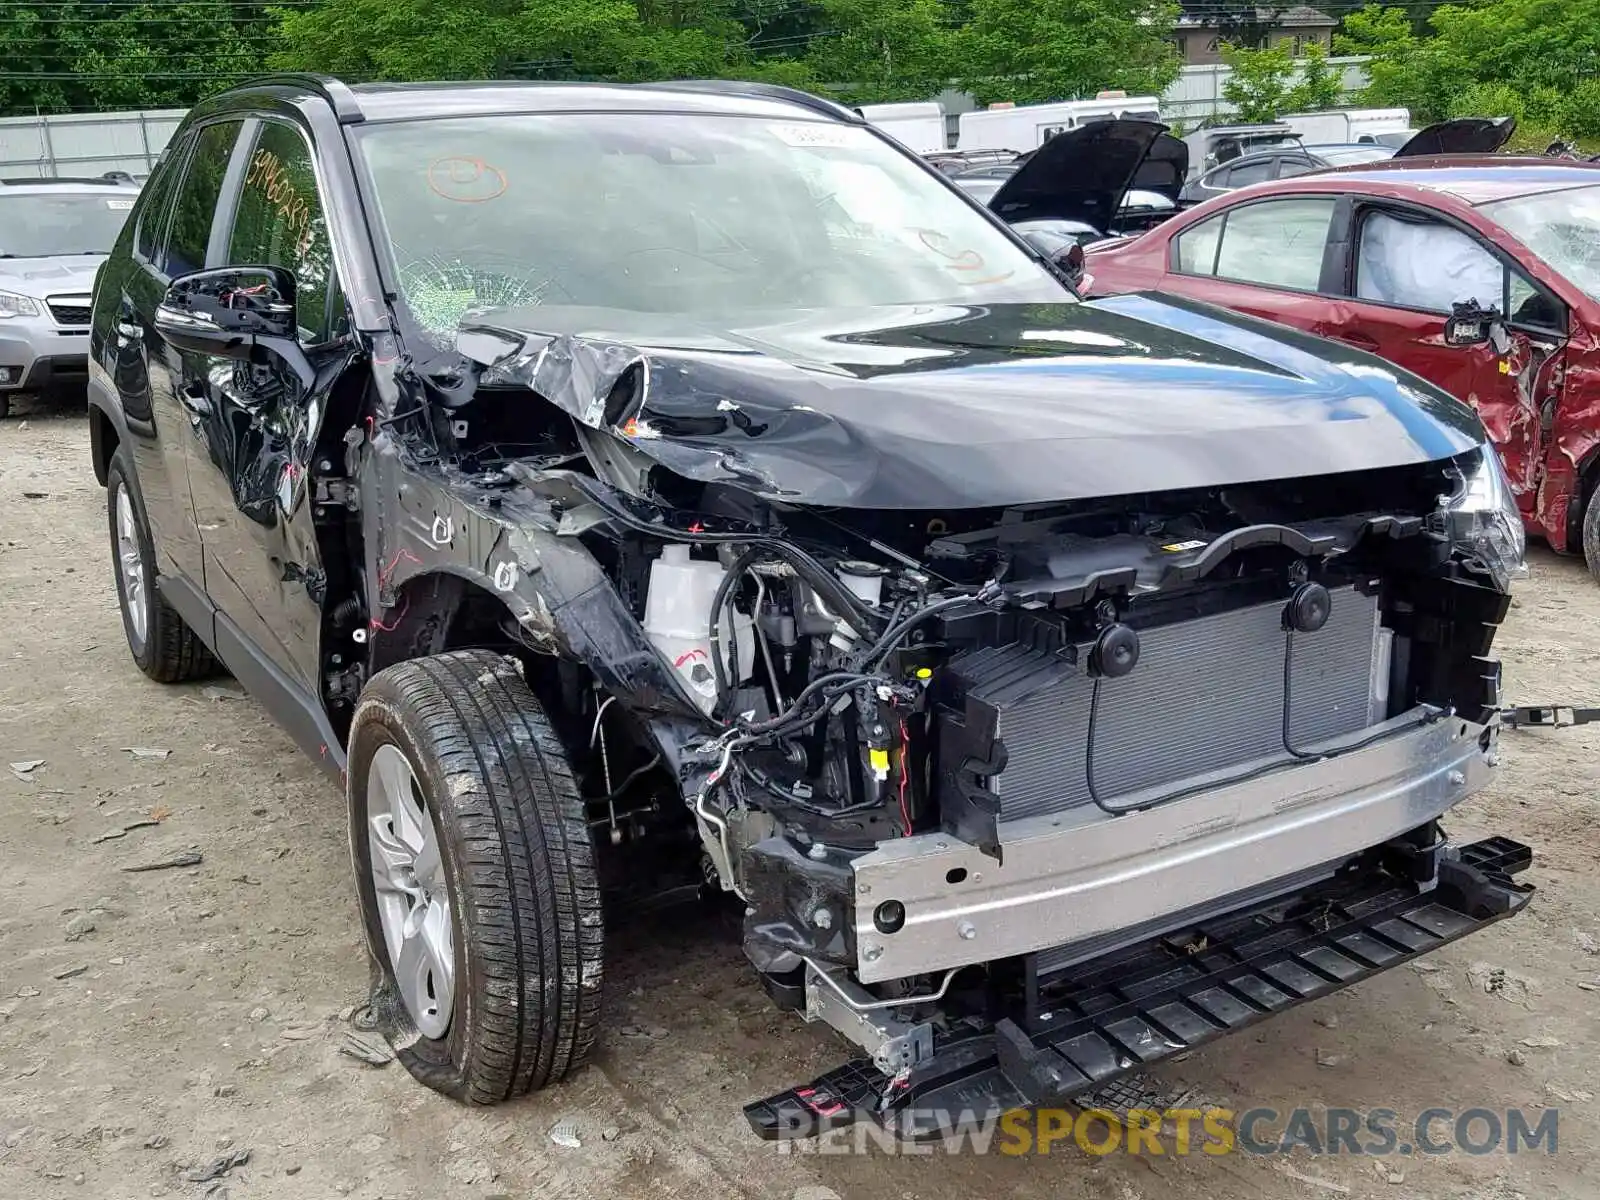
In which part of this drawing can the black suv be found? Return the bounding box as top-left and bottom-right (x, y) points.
(89, 74), (1533, 1137)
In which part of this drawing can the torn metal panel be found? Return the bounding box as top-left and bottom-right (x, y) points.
(1543, 350), (1600, 552)
(356, 428), (702, 720)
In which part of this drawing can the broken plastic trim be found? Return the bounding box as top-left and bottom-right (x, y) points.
(744, 837), (1533, 1142)
(1500, 704), (1600, 728)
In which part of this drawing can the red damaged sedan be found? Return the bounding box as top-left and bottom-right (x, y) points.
(1084, 158), (1600, 575)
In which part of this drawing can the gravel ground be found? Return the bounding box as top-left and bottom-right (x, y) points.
(2, 407), (1597, 1200)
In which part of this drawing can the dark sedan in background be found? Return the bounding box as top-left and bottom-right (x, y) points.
(1179, 143), (1398, 204)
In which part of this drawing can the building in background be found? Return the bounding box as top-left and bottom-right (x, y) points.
(1175, 5), (1337, 66)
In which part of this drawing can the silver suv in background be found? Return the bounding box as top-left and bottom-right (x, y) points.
(0, 174), (138, 418)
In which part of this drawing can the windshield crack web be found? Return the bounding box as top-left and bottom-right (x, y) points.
(399, 254), (554, 333)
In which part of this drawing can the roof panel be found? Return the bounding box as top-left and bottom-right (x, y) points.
(1317, 158), (1600, 204)
(341, 81), (842, 124)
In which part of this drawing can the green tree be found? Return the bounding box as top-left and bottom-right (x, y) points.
(1339, 0), (1600, 137)
(1333, 5), (1426, 112)
(1219, 42), (1295, 123)
(1288, 42), (1342, 112)
(955, 0), (1182, 106)
(1, 1), (264, 116)
(802, 0), (952, 104)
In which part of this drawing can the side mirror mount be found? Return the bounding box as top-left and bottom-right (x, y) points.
(1444, 299), (1511, 355)
(1020, 229), (1092, 290)
(155, 266), (299, 357)
(155, 265), (315, 392)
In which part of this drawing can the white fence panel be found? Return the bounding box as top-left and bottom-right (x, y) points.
(0, 108), (186, 180)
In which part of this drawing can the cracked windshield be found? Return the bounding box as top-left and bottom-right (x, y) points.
(1482, 183), (1600, 305)
(354, 113), (1062, 336)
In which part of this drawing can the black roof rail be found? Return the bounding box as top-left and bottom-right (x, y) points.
(248, 73), (366, 124)
(644, 80), (864, 124)
(0, 175), (138, 186)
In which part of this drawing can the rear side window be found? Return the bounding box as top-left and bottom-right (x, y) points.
(162, 120), (244, 278)
(1225, 158), (1274, 187)
(134, 137), (189, 265)
(1174, 197), (1336, 291)
(225, 121), (339, 340)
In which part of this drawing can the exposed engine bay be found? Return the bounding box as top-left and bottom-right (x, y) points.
(345, 297), (1533, 1136)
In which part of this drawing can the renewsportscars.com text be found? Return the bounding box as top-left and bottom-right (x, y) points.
(775, 1106), (1561, 1157)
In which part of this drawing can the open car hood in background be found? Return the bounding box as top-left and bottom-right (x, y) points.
(986, 119), (1186, 232)
(1394, 116), (1517, 158)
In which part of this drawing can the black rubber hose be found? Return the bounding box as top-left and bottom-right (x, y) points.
(740, 670), (881, 736)
(857, 594), (978, 670)
(708, 547), (764, 715)
(521, 467), (883, 631)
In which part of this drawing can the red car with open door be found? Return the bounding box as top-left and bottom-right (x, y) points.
(1084, 158), (1600, 576)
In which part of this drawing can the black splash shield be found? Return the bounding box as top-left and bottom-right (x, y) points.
(744, 837), (1533, 1141)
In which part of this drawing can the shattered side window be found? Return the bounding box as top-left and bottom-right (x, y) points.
(1355, 210), (1505, 313)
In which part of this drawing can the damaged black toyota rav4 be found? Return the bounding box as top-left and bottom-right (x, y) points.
(88, 74), (1535, 1135)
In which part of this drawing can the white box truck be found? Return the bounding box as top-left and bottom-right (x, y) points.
(1280, 108), (1412, 145)
(858, 102), (948, 153)
(957, 94), (1163, 153)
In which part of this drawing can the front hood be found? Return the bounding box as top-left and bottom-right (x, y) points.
(1395, 117), (1516, 158)
(987, 120), (1185, 231)
(0, 255), (104, 297)
(459, 298), (1483, 510)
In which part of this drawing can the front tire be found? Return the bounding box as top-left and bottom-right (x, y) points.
(1583, 485), (1600, 583)
(106, 446), (215, 682)
(348, 650), (603, 1103)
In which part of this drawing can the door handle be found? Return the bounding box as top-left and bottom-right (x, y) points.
(1332, 332), (1381, 353)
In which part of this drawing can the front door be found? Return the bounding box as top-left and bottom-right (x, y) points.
(1322, 205), (1567, 509)
(110, 119), (247, 588)
(177, 118), (347, 695)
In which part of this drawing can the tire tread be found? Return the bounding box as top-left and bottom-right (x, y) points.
(353, 649), (602, 1103)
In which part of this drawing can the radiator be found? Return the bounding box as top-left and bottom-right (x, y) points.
(939, 586), (1383, 822)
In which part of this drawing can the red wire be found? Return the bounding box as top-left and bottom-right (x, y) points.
(369, 547), (424, 632)
(370, 593), (410, 633)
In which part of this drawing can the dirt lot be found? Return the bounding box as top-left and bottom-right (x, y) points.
(1, 406), (1597, 1200)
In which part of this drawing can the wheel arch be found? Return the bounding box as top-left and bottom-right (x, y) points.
(87, 390), (125, 488)
(364, 567), (603, 747)
(1568, 437), (1600, 555)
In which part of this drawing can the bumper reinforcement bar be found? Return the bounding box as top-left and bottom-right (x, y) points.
(744, 837), (1532, 1141)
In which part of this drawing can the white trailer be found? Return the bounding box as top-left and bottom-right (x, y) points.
(858, 102), (949, 153)
(1279, 108), (1411, 145)
(956, 94), (1163, 153)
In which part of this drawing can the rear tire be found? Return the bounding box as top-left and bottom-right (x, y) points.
(348, 650), (603, 1103)
(1583, 485), (1600, 584)
(106, 446), (216, 683)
